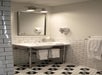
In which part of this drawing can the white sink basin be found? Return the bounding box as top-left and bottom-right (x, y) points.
(13, 42), (70, 49)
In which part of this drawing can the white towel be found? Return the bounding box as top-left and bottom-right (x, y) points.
(38, 50), (48, 60)
(87, 39), (102, 60)
(51, 49), (60, 58)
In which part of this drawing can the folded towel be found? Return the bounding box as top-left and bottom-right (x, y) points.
(38, 50), (48, 60)
(51, 48), (60, 58)
(87, 39), (102, 60)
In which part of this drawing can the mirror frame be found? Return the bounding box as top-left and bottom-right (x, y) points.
(16, 12), (47, 36)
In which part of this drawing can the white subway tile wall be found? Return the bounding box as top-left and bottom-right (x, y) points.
(66, 40), (102, 70)
(0, 0), (14, 75)
(12, 36), (45, 43)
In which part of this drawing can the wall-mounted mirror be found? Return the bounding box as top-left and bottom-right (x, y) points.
(17, 12), (46, 36)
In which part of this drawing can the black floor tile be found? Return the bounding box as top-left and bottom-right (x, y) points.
(32, 62), (36, 64)
(14, 64), (17, 66)
(41, 62), (49, 65)
(52, 64), (60, 67)
(44, 60), (52, 62)
(16, 67), (26, 70)
(44, 71), (55, 74)
(80, 68), (90, 71)
(96, 71), (102, 74)
(54, 62), (63, 64)
(32, 67), (42, 70)
(48, 68), (58, 71)
(64, 68), (74, 71)
(66, 65), (76, 67)
(15, 71), (20, 74)
(36, 64), (46, 67)
(26, 71), (37, 74)
(79, 72), (90, 74)
(21, 64), (29, 67)
(62, 72), (72, 74)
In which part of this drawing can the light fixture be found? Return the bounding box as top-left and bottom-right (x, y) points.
(41, 8), (48, 13)
(26, 7), (36, 12)
(24, 6), (48, 13)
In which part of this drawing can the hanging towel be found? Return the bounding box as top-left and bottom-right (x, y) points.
(87, 39), (102, 60)
(51, 48), (60, 58)
(38, 50), (48, 60)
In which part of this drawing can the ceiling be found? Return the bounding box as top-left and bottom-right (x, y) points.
(11, 0), (90, 6)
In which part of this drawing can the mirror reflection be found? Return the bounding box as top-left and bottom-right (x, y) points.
(17, 12), (46, 36)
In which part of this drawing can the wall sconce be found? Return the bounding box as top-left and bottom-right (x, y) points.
(40, 8), (48, 13)
(25, 6), (48, 13)
(26, 7), (36, 12)
(59, 27), (70, 35)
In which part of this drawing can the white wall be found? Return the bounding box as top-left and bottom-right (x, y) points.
(11, 0), (102, 42)
(49, 0), (102, 41)
(49, 0), (102, 70)
(11, 0), (102, 70)
(11, 2), (51, 43)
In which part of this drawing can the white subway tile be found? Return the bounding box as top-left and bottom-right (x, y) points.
(5, 48), (12, 52)
(0, 30), (2, 35)
(0, 39), (3, 43)
(0, 64), (6, 68)
(7, 71), (14, 75)
(6, 29), (11, 34)
(5, 52), (13, 56)
(0, 1), (13, 75)
(4, 39), (11, 44)
(0, 69), (4, 74)
(4, 21), (10, 25)
(3, 0), (10, 1)
(3, 2), (10, 6)
(0, 21), (2, 24)
(0, 16), (10, 20)
(7, 64), (13, 68)
(0, 61), (4, 74)
(5, 59), (13, 64)
(0, 35), (6, 39)
(0, 6), (10, 11)
(0, 35), (11, 39)
(5, 68), (14, 72)
(0, 11), (1, 15)
(0, 26), (11, 29)
(0, 52), (5, 56)
(0, 48), (4, 52)
(0, 44), (11, 47)
(0, 52), (12, 57)
(0, 2), (1, 6)
(3, 11), (10, 15)
(0, 56), (5, 61)
(6, 55), (13, 60)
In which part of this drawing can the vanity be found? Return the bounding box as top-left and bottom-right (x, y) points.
(12, 9), (70, 68)
(13, 42), (70, 68)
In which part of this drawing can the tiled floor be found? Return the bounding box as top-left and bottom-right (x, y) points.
(14, 62), (102, 75)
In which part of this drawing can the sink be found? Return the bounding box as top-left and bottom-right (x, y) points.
(33, 42), (69, 49)
(13, 42), (70, 49)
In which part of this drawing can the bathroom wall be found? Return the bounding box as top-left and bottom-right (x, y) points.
(0, 0), (14, 75)
(11, 0), (102, 70)
(11, 2), (52, 65)
(49, 0), (102, 70)
(11, 2), (51, 43)
(49, 0), (102, 41)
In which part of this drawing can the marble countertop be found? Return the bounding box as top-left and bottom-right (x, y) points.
(12, 42), (70, 48)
